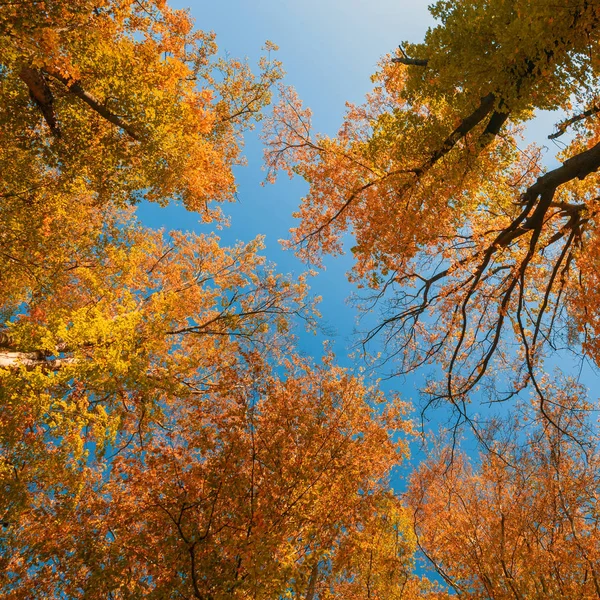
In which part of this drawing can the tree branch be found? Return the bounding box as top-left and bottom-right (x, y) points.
(417, 93), (497, 174)
(44, 69), (140, 140)
(18, 67), (61, 137)
(0, 351), (76, 371)
(392, 57), (429, 67)
(549, 104), (600, 139)
(392, 44), (429, 67)
(305, 562), (319, 600)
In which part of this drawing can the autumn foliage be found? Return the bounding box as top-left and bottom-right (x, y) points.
(408, 382), (600, 598)
(2, 0), (600, 598)
(266, 0), (600, 415)
(0, 1), (423, 597)
(1, 0), (282, 219)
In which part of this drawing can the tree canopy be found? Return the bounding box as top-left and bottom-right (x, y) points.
(0, 1), (427, 597)
(408, 381), (600, 598)
(267, 0), (600, 430)
(2, 0), (600, 598)
(1, 0), (282, 218)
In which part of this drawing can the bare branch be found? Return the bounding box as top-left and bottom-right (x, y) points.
(392, 57), (429, 67)
(392, 44), (429, 66)
(549, 104), (600, 139)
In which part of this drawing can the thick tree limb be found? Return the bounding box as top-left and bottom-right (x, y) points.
(392, 44), (429, 67)
(0, 351), (76, 371)
(488, 138), (600, 249)
(483, 110), (510, 137)
(417, 93), (497, 175)
(44, 69), (140, 140)
(392, 57), (429, 67)
(522, 138), (600, 229)
(0, 330), (85, 355)
(18, 67), (61, 137)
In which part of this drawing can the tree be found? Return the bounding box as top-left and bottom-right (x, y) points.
(1, 279), (415, 598)
(265, 0), (600, 431)
(1, 0), (282, 219)
(0, 2), (428, 597)
(0, 0), (284, 326)
(407, 380), (600, 599)
(0, 144), (423, 599)
(260, 4), (600, 589)
(320, 493), (449, 600)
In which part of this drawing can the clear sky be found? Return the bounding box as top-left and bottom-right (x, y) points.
(138, 1), (434, 372)
(137, 1), (578, 450)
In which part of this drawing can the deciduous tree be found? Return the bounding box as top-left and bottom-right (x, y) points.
(407, 381), (600, 599)
(0, 3), (427, 597)
(0, 198), (424, 597)
(1, 0), (282, 219)
(265, 0), (600, 429)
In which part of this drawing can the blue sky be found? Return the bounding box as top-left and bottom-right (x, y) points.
(139, 1), (434, 372)
(137, 1), (584, 452)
